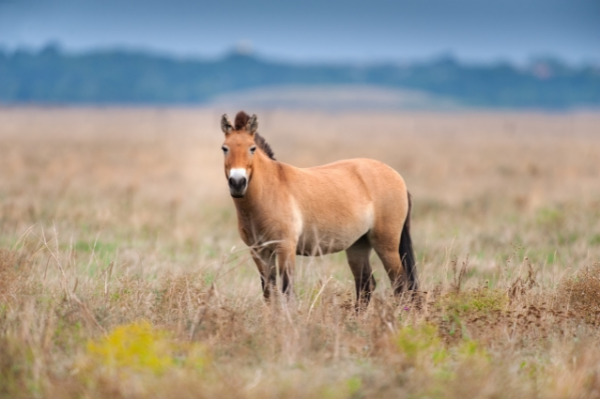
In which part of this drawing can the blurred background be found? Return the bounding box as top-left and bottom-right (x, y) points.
(1, 4), (600, 397)
(1, 0), (599, 110)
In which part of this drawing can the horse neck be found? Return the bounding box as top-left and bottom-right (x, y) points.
(233, 151), (281, 216)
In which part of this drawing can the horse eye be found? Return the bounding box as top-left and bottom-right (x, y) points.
(249, 145), (257, 154)
(221, 145), (229, 153)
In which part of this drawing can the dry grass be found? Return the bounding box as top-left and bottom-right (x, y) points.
(1, 107), (600, 397)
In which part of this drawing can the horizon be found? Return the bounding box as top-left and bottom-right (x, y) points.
(2, 40), (596, 68)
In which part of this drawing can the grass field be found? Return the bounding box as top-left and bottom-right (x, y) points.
(1, 108), (599, 397)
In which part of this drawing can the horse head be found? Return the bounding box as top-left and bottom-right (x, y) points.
(221, 111), (259, 198)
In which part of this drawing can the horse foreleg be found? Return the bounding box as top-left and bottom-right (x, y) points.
(276, 245), (296, 297)
(251, 249), (276, 300)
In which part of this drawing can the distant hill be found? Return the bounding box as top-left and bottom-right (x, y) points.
(211, 85), (462, 111)
(1, 44), (599, 109)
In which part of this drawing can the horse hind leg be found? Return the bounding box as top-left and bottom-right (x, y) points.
(346, 235), (376, 310)
(372, 195), (417, 296)
(372, 243), (406, 295)
(373, 240), (418, 297)
(370, 223), (411, 296)
(399, 204), (418, 291)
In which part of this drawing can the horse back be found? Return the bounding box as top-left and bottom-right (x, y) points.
(282, 158), (409, 253)
(298, 158), (407, 207)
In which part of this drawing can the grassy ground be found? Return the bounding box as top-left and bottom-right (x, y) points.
(1, 108), (599, 397)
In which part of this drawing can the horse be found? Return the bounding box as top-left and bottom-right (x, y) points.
(220, 111), (418, 308)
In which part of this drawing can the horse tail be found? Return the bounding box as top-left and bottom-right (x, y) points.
(400, 191), (418, 290)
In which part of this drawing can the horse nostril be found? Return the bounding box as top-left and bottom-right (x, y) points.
(229, 176), (247, 190)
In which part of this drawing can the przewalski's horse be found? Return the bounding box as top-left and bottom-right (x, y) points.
(221, 111), (417, 308)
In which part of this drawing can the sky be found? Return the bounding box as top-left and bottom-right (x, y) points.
(0, 0), (598, 65)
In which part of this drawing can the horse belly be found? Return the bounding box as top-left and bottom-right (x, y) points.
(296, 231), (354, 255)
(295, 206), (373, 256)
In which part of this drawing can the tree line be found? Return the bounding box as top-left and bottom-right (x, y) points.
(1, 44), (599, 109)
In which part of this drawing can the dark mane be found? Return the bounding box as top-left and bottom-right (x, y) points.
(255, 132), (275, 160)
(234, 111), (250, 130)
(235, 111), (275, 160)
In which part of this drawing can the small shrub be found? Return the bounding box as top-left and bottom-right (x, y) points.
(86, 320), (174, 374)
(83, 320), (209, 376)
(535, 207), (565, 228)
(0, 249), (29, 299)
(442, 288), (508, 316)
(394, 323), (448, 366)
(558, 263), (600, 324)
(0, 335), (35, 397)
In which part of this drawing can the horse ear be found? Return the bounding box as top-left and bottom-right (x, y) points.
(221, 114), (233, 135)
(246, 114), (258, 135)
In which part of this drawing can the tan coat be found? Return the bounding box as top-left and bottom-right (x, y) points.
(221, 112), (417, 308)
